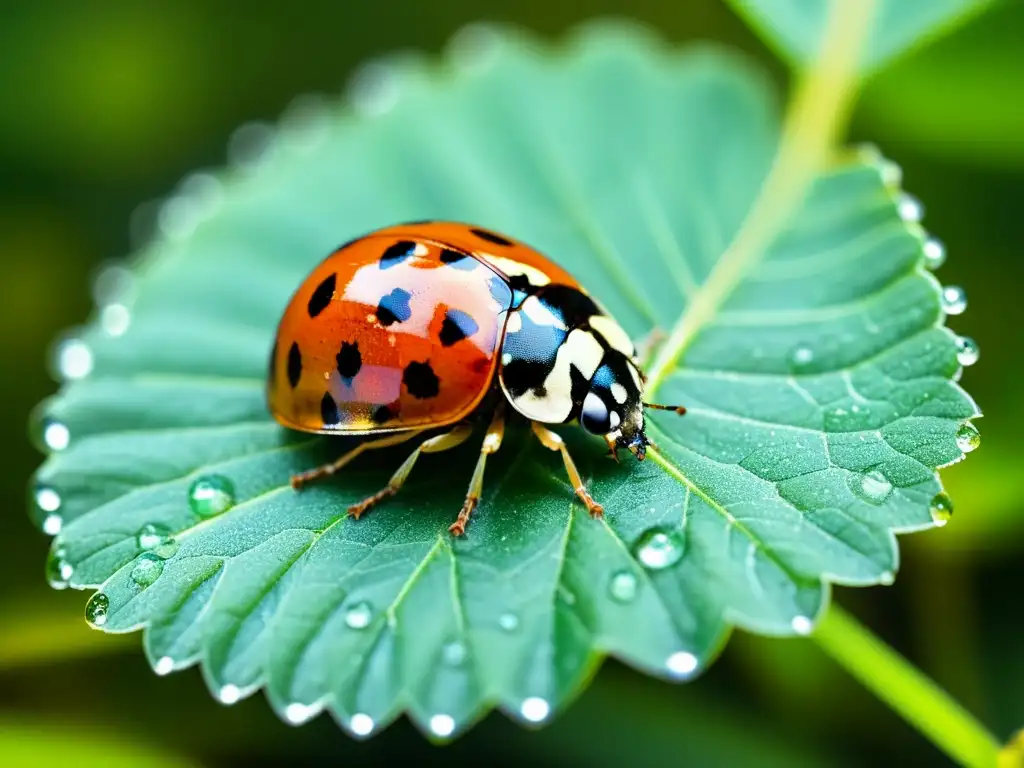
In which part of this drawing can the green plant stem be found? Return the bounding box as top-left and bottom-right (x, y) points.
(646, 0), (876, 393)
(812, 603), (1001, 767)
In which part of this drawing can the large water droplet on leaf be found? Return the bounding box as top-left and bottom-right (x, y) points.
(188, 475), (236, 518)
(131, 553), (165, 587)
(852, 470), (893, 505)
(345, 601), (372, 629)
(633, 527), (685, 570)
(930, 492), (954, 526)
(137, 524), (179, 559)
(956, 422), (980, 453)
(941, 285), (967, 315)
(955, 336), (979, 366)
(46, 544), (73, 590)
(85, 592), (110, 628)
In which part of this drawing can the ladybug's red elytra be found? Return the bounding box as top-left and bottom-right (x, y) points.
(267, 221), (685, 536)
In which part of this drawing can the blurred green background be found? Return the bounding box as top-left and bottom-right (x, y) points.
(2, 1), (1020, 765)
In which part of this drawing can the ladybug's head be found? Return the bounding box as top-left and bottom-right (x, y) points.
(578, 367), (649, 462)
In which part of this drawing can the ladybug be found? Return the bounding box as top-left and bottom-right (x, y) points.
(267, 221), (685, 536)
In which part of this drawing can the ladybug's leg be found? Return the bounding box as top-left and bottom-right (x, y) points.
(347, 423), (475, 520)
(530, 422), (604, 518)
(291, 431), (419, 490)
(449, 403), (506, 536)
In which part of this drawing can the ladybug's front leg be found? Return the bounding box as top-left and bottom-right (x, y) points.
(530, 422), (604, 518)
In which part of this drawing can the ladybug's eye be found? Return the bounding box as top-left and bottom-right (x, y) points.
(580, 392), (612, 434)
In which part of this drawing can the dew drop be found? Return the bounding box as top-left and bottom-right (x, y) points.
(130, 553), (165, 587)
(941, 285), (967, 315)
(43, 421), (70, 452)
(897, 194), (923, 222)
(922, 238), (946, 270)
(85, 592), (110, 628)
(227, 121), (275, 170)
(280, 93), (330, 153)
(790, 345), (814, 367)
(345, 601), (372, 629)
(429, 713), (456, 738)
(46, 545), (74, 590)
(879, 570), (895, 586)
(853, 470), (893, 505)
(219, 684), (241, 705)
(956, 422), (981, 453)
(349, 713), (375, 737)
(284, 702), (317, 724)
(791, 615), (813, 635)
(955, 336), (979, 366)
(347, 61), (399, 118)
(447, 22), (501, 73)
(188, 475), (236, 518)
(100, 304), (131, 338)
(498, 612), (519, 632)
(442, 640), (467, 666)
(930, 492), (954, 526)
(879, 159), (902, 187)
(520, 696), (551, 723)
(666, 651), (699, 679)
(137, 524), (179, 559)
(633, 528), (685, 570)
(53, 338), (94, 381)
(92, 262), (135, 306)
(35, 486), (62, 515)
(42, 513), (63, 536)
(608, 570), (638, 603)
(154, 656), (174, 676)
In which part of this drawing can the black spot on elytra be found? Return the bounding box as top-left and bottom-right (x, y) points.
(336, 341), (361, 383)
(376, 288), (412, 326)
(439, 309), (479, 346)
(403, 361), (440, 399)
(321, 392), (340, 425)
(372, 404), (395, 424)
(439, 248), (475, 270)
(535, 284), (601, 329)
(307, 273), (336, 318)
(471, 228), (513, 246)
(380, 240), (417, 269)
(287, 342), (302, 388)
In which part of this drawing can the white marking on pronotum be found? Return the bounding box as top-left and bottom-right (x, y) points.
(505, 311), (523, 334)
(611, 382), (628, 404)
(589, 315), (635, 357)
(504, 329), (603, 423)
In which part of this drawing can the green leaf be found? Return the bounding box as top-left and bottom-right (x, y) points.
(32, 20), (978, 740)
(728, 0), (994, 74)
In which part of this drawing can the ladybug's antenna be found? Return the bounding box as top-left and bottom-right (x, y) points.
(643, 402), (687, 416)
